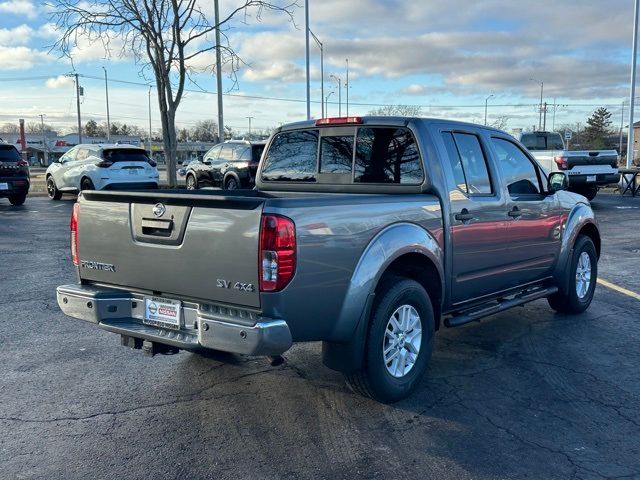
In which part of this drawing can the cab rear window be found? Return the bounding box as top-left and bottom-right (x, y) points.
(0, 145), (21, 162)
(102, 148), (150, 163)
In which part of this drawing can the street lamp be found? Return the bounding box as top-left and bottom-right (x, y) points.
(102, 66), (111, 141)
(309, 29), (324, 118)
(330, 74), (342, 116)
(529, 78), (544, 131)
(148, 86), (152, 151)
(484, 94), (494, 126)
(325, 91), (334, 116)
(627, 0), (640, 168)
(345, 58), (349, 116)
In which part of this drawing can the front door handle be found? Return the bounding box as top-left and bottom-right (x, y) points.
(508, 207), (523, 218)
(455, 208), (474, 222)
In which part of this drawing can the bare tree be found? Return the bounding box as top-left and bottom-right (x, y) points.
(49, 0), (296, 186)
(489, 115), (509, 131)
(368, 105), (423, 117)
(0, 123), (19, 134)
(190, 120), (219, 142)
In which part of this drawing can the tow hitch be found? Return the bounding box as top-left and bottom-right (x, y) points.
(121, 335), (180, 356)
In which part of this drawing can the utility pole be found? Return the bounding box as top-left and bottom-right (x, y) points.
(309, 29), (324, 118)
(620, 100), (625, 155)
(627, 0), (640, 168)
(148, 86), (152, 151)
(74, 73), (82, 143)
(345, 58), (349, 116)
(552, 98), (557, 131)
(214, 0), (224, 143)
(304, 0), (311, 120)
(484, 94), (494, 126)
(330, 75), (341, 116)
(39, 114), (48, 166)
(102, 67), (111, 141)
(246, 116), (254, 138)
(542, 102), (548, 131)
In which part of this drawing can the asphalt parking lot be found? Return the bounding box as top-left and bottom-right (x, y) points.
(1, 193), (639, 480)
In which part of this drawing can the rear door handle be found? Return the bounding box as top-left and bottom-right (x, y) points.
(508, 207), (523, 218)
(455, 208), (474, 222)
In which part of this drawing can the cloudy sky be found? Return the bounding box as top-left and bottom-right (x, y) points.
(0, 0), (636, 135)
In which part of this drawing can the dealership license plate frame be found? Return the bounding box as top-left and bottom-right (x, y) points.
(0, 182), (8, 190)
(143, 296), (182, 330)
(586, 175), (596, 182)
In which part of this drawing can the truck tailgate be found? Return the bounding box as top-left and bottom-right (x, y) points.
(77, 190), (264, 308)
(565, 150), (618, 169)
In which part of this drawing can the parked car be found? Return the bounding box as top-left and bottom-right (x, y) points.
(0, 143), (29, 205)
(56, 116), (600, 403)
(177, 159), (197, 177)
(519, 131), (619, 201)
(184, 140), (266, 190)
(45, 144), (159, 200)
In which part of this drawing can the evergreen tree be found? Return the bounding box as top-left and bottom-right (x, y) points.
(583, 107), (612, 149)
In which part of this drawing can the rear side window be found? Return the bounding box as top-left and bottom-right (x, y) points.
(441, 133), (468, 193)
(103, 148), (150, 163)
(354, 128), (422, 184)
(491, 138), (541, 195)
(251, 145), (265, 163)
(450, 133), (492, 194)
(0, 145), (20, 162)
(262, 130), (318, 182)
(521, 133), (564, 151)
(320, 135), (354, 174)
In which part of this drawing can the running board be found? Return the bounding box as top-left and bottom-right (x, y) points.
(444, 286), (558, 328)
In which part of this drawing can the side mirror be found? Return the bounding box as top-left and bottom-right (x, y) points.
(203, 159), (211, 165)
(548, 172), (569, 193)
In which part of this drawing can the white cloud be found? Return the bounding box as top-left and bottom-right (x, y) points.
(402, 84), (428, 96)
(0, 24), (33, 46)
(0, 0), (38, 20)
(0, 45), (49, 69)
(45, 75), (74, 89)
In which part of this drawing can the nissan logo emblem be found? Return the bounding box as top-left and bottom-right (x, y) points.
(152, 203), (166, 218)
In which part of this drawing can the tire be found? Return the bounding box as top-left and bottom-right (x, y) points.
(80, 177), (95, 191)
(547, 235), (598, 314)
(345, 277), (435, 403)
(224, 177), (238, 190)
(8, 194), (26, 206)
(46, 176), (62, 200)
(573, 186), (598, 201)
(186, 174), (198, 190)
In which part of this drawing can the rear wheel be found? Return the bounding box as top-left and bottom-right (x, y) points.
(46, 176), (62, 200)
(8, 194), (26, 206)
(224, 177), (238, 190)
(345, 277), (434, 403)
(186, 174), (198, 190)
(573, 186), (598, 201)
(548, 235), (597, 314)
(80, 177), (95, 191)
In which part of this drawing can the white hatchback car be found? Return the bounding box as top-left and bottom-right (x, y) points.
(45, 144), (159, 199)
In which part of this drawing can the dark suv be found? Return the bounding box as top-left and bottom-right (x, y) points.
(185, 140), (266, 190)
(0, 143), (29, 205)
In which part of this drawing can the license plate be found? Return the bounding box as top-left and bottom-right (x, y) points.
(586, 175), (596, 182)
(143, 296), (182, 330)
(0, 182), (8, 190)
(128, 169), (139, 175)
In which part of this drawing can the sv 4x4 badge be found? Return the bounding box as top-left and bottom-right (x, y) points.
(216, 279), (255, 292)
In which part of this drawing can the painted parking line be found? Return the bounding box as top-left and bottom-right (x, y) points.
(597, 278), (640, 301)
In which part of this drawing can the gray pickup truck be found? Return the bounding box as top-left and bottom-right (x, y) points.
(56, 116), (601, 403)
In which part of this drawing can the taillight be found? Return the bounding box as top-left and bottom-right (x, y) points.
(17, 159), (28, 167)
(554, 156), (568, 170)
(70, 202), (80, 266)
(96, 160), (113, 168)
(259, 214), (296, 292)
(315, 116), (363, 126)
(148, 159), (157, 167)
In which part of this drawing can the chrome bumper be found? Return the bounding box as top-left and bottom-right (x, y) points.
(56, 284), (292, 356)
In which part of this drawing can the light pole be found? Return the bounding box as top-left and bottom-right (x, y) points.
(530, 78), (544, 131)
(246, 116), (254, 138)
(330, 74), (342, 116)
(309, 29), (324, 118)
(214, 0), (224, 143)
(627, 0), (640, 168)
(345, 58), (349, 116)
(304, 0), (311, 120)
(148, 86), (152, 151)
(70, 73), (82, 143)
(102, 67), (111, 141)
(39, 114), (48, 166)
(484, 94), (494, 126)
(325, 91), (334, 116)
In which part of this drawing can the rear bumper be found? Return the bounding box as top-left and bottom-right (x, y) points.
(567, 173), (620, 187)
(0, 177), (29, 197)
(56, 284), (292, 356)
(101, 181), (159, 191)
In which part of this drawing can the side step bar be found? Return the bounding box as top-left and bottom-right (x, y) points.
(444, 286), (558, 328)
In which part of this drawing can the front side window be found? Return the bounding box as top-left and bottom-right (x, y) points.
(261, 130), (318, 182)
(75, 148), (90, 162)
(204, 145), (222, 162)
(354, 127), (422, 184)
(491, 137), (541, 195)
(320, 135), (354, 174)
(452, 133), (492, 194)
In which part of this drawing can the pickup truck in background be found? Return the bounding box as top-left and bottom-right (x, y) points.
(56, 117), (601, 403)
(519, 131), (619, 200)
